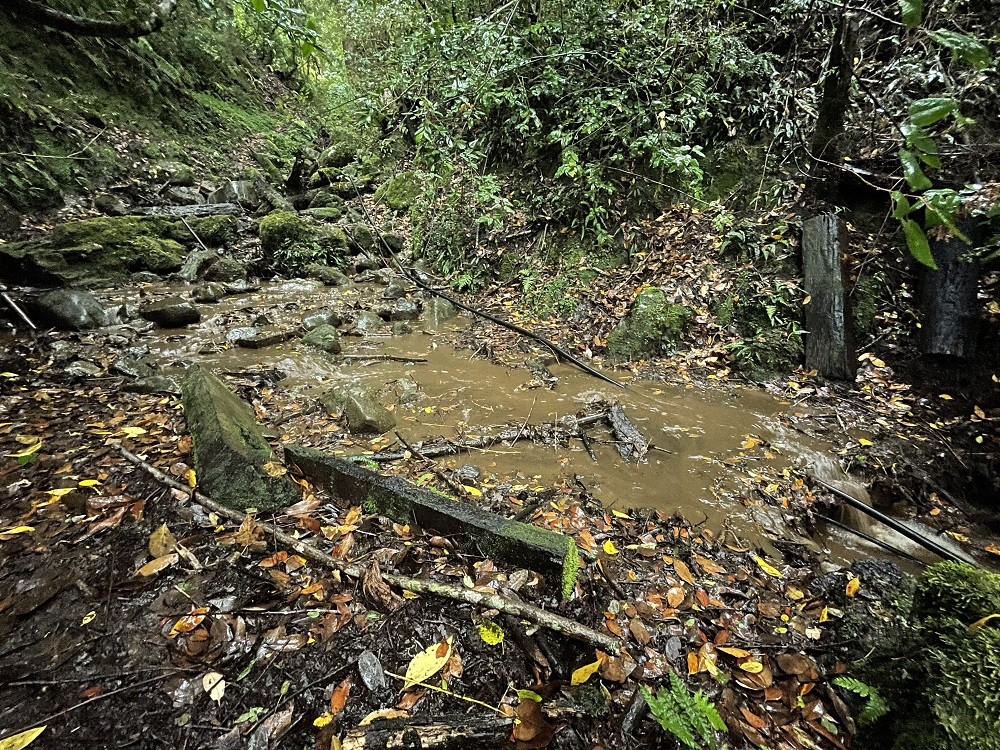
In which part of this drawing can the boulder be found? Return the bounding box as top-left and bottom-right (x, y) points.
(226, 327), (259, 345)
(390, 299), (420, 321)
(303, 207), (343, 221)
(302, 310), (342, 330)
(154, 160), (196, 187)
(606, 287), (692, 360)
(304, 264), (351, 287)
(64, 360), (103, 378)
(94, 193), (128, 216)
(181, 365), (297, 511)
(424, 296), (457, 326)
(164, 186), (204, 205)
(391, 321), (412, 336)
(140, 296), (201, 327)
(352, 310), (386, 335)
(122, 375), (180, 395)
(33, 289), (106, 330)
(258, 211), (314, 254)
(235, 330), (291, 349)
(375, 172), (423, 212)
(192, 283), (226, 303)
(112, 350), (156, 379)
(204, 256), (248, 283)
(318, 385), (395, 435)
(308, 190), (346, 210)
(348, 225), (375, 253)
(301, 324), (342, 353)
(208, 180), (260, 208)
(179, 248), (219, 282)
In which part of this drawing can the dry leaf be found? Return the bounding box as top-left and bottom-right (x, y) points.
(137, 553), (179, 577)
(330, 676), (352, 715)
(0, 726), (46, 750)
(402, 637), (453, 689)
(148, 524), (177, 558)
(570, 658), (603, 686)
(202, 672), (226, 703)
(359, 709), (409, 726)
(754, 556), (783, 578)
(362, 560), (404, 613)
(845, 577), (860, 597)
(673, 559), (695, 585)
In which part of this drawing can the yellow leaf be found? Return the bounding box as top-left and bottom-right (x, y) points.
(263, 461), (287, 478)
(5, 442), (42, 459)
(202, 672), (226, 703)
(313, 712), (334, 728)
(717, 646), (752, 658)
(571, 658), (603, 686)
(359, 709), (410, 726)
(740, 660), (764, 673)
(78, 479), (101, 487)
(120, 426), (147, 438)
(81, 611), (97, 626)
(871, 358), (886, 368)
(820, 607), (829, 623)
(0, 525), (34, 539)
(403, 636), (453, 689)
(148, 524), (178, 558)
(858, 438), (872, 447)
(462, 486), (482, 497)
(846, 577), (860, 597)
(185, 469), (197, 487)
(45, 487), (76, 498)
(938, 394), (953, 400)
(0, 726), (46, 750)
(754, 556), (783, 578)
(742, 436), (761, 450)
(969, 613), (1000, 631)
(478, 621), (504, 646)
(137, 553), (179, 577)
(611, 510), (631, 519)
(802, 295), (812, 305)
(603, 540), (618, 555)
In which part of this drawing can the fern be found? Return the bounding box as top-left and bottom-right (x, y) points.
(642, 671), (726, 750)
(833, 676), (890, 724)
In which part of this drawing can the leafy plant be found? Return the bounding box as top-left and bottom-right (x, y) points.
(642, 671), (727, 750)
(833, 676), (889, 725)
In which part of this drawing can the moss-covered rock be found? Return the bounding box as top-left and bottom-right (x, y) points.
(606, 287), (691, 360)
(301, 323), (342, 353)
(258, 211), (316, 254)
(375, 171), (424, 212)
(181, 365), (297, 512)
(318, 385), (395, 434)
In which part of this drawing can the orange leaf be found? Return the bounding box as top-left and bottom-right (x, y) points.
(666, 585), (685, 608)
(330, 676), (352, 715)
(687, 651), (700, 675)
(845, 577), (860, 597)
(673, 559), (695, 585)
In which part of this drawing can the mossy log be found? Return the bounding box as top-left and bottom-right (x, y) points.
(284, 444), (579, 597)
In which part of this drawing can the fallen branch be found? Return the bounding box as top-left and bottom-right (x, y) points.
(117, 446), (622, 653)
(342, 354), (428, 363)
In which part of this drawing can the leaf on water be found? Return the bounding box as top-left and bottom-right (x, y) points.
(403, 636), (453, 689)
(202, 672), (226, 703)
(571, 658), (603, 686)
(148, 524), (178, 558)
(846, 577), (860, 597)
(137, 553), (179, 577)
(0, 726), (46, 750)
(754, 556), (783, 578)
(478, 620), (505, 646)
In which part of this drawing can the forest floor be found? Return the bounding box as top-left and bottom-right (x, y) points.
(2, 161), (1000, 750)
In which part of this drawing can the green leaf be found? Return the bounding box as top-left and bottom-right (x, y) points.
(251, 0), (266, 12)
(909, 97), (957, 127)
(891, 191), (913, 220)
(930, 30), (992, 69)
(899, 149), (932, 191)
(902, 219), (938, 269)
(899, 0), (922, 28)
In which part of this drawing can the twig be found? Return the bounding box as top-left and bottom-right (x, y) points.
(342, 354), (428, 363)
(0, 291), (36, 330)
(117, 446), (623, 653)
(180, 216), (212, 254)
(384, 671), (507, 715)
(394, 430), (470, 498)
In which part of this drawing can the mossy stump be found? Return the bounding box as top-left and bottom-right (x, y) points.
(181, 365), (297, 512)
(284, 445), (579, 597)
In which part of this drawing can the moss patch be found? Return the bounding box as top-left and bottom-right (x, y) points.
(376, 171), (425, 212)
(606, 287), (692, 360)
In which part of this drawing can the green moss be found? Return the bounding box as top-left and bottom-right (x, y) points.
(914, 562), (1000, 624)
(606, 287), (692, 360)
(376, 171), (425, 211)
(852, 273), (883, 340)
(259, 211), (316, 253)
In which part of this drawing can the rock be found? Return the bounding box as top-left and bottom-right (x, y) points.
(64, 360), (103, 378)
(223, 280), (259, 295)
(390, 299), (420, 321)
(204, 256), (248, 283)
(155, 160), (197, 187)
(94, 193), (128, 216)
(391, 321), (412, 336)
(140, 296), (201, 327)
(0, 196), (21, 236)
(179, 248), (219, 282)
(302, 310), (342, 330)
(112, 351), (155, 379)
(135, 203), (241, 218)
(317, 141), (358, 170)
(184, 215), (237, 247)
(208, 180), (260, 208)
(235, 330), (291, 349)
(318, 385), (396, 435)
(354, 255), (379, 273)
(303, 207), (343, 221)
(301, 324), (342, 353)
(192, 283), (226, 303)
(251, 150), (284, 184)
(304, 263), (351, 287)
(424, 296), (457, 326)
(33, 289), (107, 330)
(258, 211), (348, 256)
(308, 190), (346, 210)
(352, 310), (386, 334)
(383, 280), (408, 299)
(129, 271), (162, 284)
(122, 375), (180, 394)
(181, 365), (298, 511)
(375, 172), (424, 212)
(393, 377), (420, 404)
(606, 287), (692, 360)
(379, 233), (406, 254)
(164, 186), (204, 205)
(226, 327), (258, 344)
(348, 225), (375, 253)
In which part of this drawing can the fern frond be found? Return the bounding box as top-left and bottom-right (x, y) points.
(642, 672), (725, 750)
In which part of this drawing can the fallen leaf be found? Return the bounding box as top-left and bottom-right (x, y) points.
(754, 556), (783, 578)
(0, 526), (34, 540)
(202, 672), (226, 703)
(666, 585), (686, 608)
(740, 660), (764, 673)
(718, 646), (752, 658)
(137, 553), (179, 577)
(603, 539), (618, 555)
(359, 709), (409, 726)
(673, 559), (695, 585)
(571, 658), (603, 686)
(0, 726), (46, 750)
(403, 637), (453, 689)
(263, 461), (287, 477)
(330, 676), (351, 715)
(845, 577), (860, 597)
(148, 524), (178, 558)
(478, 620), (505, 646)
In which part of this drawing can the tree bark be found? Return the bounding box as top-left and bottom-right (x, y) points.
(3, 0), (177, 38)
(919, 219), (985, 358)
(802, 214), (856, 380)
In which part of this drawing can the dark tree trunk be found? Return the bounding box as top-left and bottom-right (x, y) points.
(919, 219), (985, 358)
(802, 214), (856, 380)
(2, 0), (177, 38)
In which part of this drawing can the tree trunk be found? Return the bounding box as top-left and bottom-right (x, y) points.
(2, 0), (177, 38)
(919, 219), (984, 358)
(802, 214), (856, 380)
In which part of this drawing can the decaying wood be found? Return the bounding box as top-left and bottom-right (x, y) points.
(4, 0), (177, 38)
(284, 444), (579, 593)
(607, 403), (648, 461)
(342, 354), (428, 363)
(342, 714), (514, 750)
(117, 446), (622, 653)
(802, 215), (856, 380)
(919, 217), (984, 358)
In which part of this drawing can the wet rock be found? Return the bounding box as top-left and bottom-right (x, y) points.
(352, 310), (386, 335)
(223, 280), (259, 295)
(204, 256), (248, 283)
(384, 280), (408, 300)
(179, 248), (219, 282)
(454, 464), (481, 483)
(208, 180), (259, 208)
(123, 375), (180, 394)
(390, 299), (420, 321)
(301, 324), (342, 353)
(140, 296), (201, 327)
(424, 296), (457, 326)
(34, 289), (107, 330)
(64, 360), (102, 378)
(308, 189), (346, 210)
(94, 193), (129, 216)
(181, 365), (298, 511)
(348, 225), (375, 253)
(129, 271), (162, 284)
(258, 211), (348, 255)
(354, 255), (379, 273)
(112, 351), (156, 379)
(358, 650), (386, 693)
(391, 321), (412, 336)
(319, 385), (396, 435)
(379, 233), (406, 254)
(393, 377), (420, 404)
(375, 172), (423, 212)
(164, 186), (204, 205)
(302, 310), (342, 330)
(304, 263), (351, 287)
(606, 287), (692, 360)
(192, 283), (225, 303)
(155, 160), (197, 187)
(235, 330), (292, 349)
(226, 327), (259, 344)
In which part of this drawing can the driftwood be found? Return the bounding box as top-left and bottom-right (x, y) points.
(117, 446), (621, 653)
(284, 444), (580, 597)
(608, 403), (648, 461)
